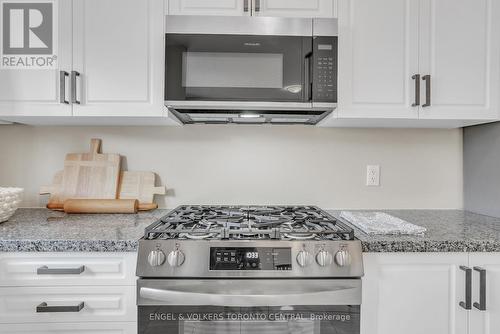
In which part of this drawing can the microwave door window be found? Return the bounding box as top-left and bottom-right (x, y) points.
(182, 52), (284, 89)
(166, 34), (311, 102)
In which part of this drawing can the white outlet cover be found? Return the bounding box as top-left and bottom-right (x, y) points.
(366, 165), (380, 186)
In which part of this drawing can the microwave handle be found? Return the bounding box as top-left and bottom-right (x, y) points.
(304, 54), (312, 101)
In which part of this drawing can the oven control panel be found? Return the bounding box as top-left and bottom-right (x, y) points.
(209, 247), (292, 271)
(313, 36), (338, 103)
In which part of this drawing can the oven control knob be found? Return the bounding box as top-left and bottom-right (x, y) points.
(334, 249), (352, 267)
(296, 250), (313, 267)
(148, 249), (166, 267)
(167, 250), (185, 267)
(316, 250), (333, 267)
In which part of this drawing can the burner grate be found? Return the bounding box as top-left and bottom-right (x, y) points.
(144, 205), (354, 241)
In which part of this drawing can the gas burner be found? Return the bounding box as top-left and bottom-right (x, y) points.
(145, 205), (354, 241)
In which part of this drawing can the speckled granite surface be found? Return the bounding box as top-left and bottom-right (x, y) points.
(0, 208), (167, 252)
(0, 209), (499, 252)
(329, 210), (500, 252)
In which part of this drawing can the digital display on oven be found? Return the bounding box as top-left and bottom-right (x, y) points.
(209, 247), (292, 271)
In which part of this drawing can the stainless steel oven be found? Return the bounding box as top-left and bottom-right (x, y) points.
(164, 16), (338, 124)
(136, 206), (363, 334)
(138, 279), (361, 334)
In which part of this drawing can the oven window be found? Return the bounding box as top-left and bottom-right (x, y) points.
(139, 305), (360, 334)
(182, 52), (284, 89)
(182, 320), (314, 334)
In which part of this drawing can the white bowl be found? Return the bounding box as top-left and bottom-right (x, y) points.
(0, 187), (23, 223)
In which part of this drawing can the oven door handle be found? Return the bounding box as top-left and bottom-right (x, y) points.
(139, 282), (361, 306)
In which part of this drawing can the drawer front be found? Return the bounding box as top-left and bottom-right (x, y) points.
(0, 322), (136, 334)
(0, 286), (136, 323)
(0, 253), (137, 286)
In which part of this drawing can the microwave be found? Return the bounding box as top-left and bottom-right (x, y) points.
(165, 16), (338, 125)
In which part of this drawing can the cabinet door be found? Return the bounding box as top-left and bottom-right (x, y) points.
(361, 253), (468, 334)
(469, 253), (500, 334)
(253, 0), (336, 18)
(419, 0), (500, 120)
(337, 0), (419, 119)
(168, 0), (249, 16)
(72, 0), (164, 116)
(0, 0), (72, 116)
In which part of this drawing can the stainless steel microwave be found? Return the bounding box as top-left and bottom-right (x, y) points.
(165, 16), (338, 125)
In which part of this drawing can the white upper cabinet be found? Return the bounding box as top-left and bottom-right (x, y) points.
(168, 0), (250, 16)
(0, 0), (72, 117)
(418, 0), (500, 120)
(362, 253), (468, 334)
(253, 0), (336, 18)
(337, 0), (419, 119)
(335, 0), (500, 125)
(167, 0), (336, 18)
(72, 0), (165, 117)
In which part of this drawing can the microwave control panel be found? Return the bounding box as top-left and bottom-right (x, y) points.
(313, 36), (338, 103)
(209, 247), (292, 271)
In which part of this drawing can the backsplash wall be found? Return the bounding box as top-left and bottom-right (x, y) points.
(0, 125), (463, 209)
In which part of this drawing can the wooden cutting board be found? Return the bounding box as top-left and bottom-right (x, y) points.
(60, 139), (121, 201)
(118, 171), (165, 204)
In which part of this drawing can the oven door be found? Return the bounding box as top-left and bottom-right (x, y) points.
(138, 279), (361, 334)
(165, 18), (313, 103)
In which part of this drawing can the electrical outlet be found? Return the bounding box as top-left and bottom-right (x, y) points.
(366, 165), (380, 186)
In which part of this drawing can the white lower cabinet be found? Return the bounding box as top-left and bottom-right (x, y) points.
(0, 322), (136, 334)
(0, 286), (136, 324)
(0, 252), (137, 332)
(0, 252), (137, 286)
(469, 253), (500, 334)
(361, 253), (468, 334)
(362, 252), (500, 334)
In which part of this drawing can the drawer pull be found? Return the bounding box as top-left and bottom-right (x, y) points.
(37, 265), (85, 275)
(36, 302), (84, 313)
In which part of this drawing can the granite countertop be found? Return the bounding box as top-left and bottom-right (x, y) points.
(0, 208), (168, 252)
(0, 208), (499, 252)
(329, 210), (500, 252)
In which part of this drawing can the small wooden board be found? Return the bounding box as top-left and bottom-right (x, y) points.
(118, 171), (165, 204)
(60, 139), (121, 201)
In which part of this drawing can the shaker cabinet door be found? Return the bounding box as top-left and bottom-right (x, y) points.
(168, 0), (250, 16)
(253, 0), (336, 18)
(418, 0), (500, 120)
(337, 0), (419, 119)
(72, 0), (165, 116)
(0, 0), (72, 117)
(361, 253), (468, 334)
(469, 253), (500, 334)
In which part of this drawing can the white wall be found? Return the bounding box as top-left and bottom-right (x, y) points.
(0, 125), (463, 209)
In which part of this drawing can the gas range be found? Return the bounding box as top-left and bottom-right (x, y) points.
(136, 205), (363, 334)
(136, 205), (363, 278)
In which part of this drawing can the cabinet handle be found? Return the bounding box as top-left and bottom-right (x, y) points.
(59, 71), (70, 104)
(459, 265), (472, 310)
(473, 267), (486, 311)
(254, 0), (260, 12)
(71, 71), (81, 105)
(411, 74), (420, 107)
(36, 302), (84, 313)
(422, 74), (431, 107)
(37, 265), (85, 275)
(244, 0), (249, 12)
